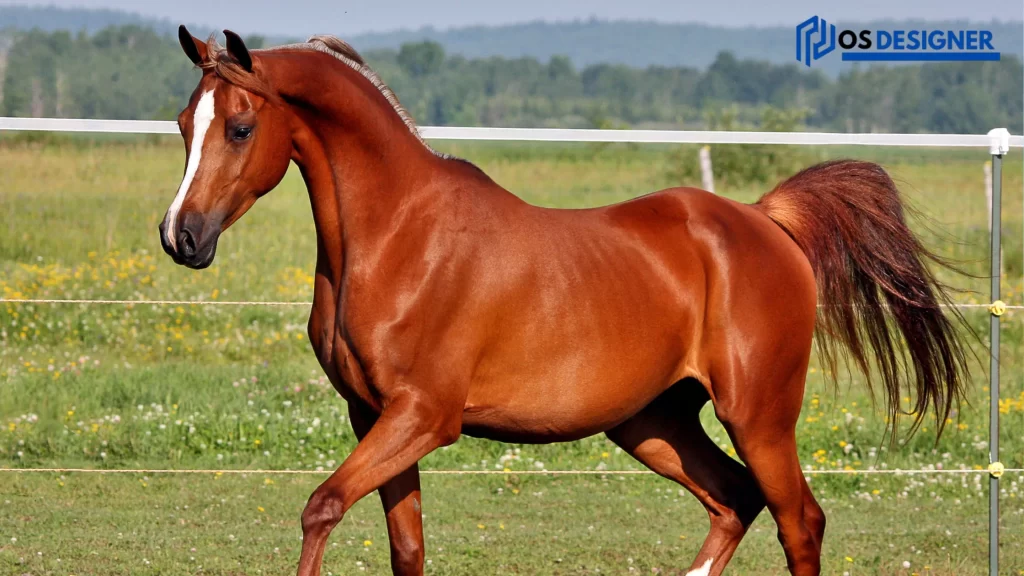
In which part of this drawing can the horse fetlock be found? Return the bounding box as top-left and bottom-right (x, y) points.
(301, 491), (345, 534)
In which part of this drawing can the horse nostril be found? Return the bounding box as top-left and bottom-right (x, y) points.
(178, 229), (197, 259)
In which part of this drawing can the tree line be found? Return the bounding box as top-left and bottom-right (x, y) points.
(2, 25), (1021, 135)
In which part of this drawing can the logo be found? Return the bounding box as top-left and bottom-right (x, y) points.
(796, 16), (836, 67)
(796, 16), (1001, 66)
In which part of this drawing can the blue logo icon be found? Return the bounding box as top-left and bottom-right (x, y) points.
(796, 16), (836, 67)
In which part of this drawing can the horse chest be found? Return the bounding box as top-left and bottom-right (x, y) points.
(307, 304), (380, 411)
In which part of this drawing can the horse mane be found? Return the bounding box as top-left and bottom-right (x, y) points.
(203, 34), (445, 157)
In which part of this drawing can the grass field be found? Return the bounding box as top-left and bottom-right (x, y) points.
(1, 137), (1024, 574)
(1, 473), (1021, 575)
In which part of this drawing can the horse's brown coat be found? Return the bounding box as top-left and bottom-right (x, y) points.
(160, 27), (968, 576)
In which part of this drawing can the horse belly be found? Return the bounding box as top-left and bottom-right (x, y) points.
(460, 354), (682, 443)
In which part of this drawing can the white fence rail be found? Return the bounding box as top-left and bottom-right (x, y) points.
(2, 117), (1023, 148)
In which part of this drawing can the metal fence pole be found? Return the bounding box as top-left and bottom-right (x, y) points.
(987, 127), (1009, 576)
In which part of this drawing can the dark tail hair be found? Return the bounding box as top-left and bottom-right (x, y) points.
(755, 160), (968, 439)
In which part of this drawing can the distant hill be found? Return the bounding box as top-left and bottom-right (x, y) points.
(347, 19), (1024, 75)
(1, 5), (1021, 75)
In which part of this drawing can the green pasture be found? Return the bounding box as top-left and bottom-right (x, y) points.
(1, 138), (1023, 574)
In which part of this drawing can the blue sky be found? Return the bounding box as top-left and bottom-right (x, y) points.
(1, 0), (1021, 35)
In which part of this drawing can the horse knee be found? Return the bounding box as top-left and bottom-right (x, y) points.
(709, 494), (762, 540)
(804, 501), (826, 544)
(709, 509), (746, 539)
(390, 539), (424, 576)
(301, 489), (345, 536)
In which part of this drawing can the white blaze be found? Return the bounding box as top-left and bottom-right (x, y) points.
(685, 558), (713, 576)
(165, 88), (216, 252)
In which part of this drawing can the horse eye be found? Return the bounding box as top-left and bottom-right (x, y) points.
(232, 126), (253, 141)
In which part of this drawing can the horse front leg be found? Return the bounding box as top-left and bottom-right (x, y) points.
(349, 403), (427, 576)
(296, 393), (459, 576)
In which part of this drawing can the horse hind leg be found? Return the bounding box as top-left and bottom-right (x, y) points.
(802, 479), (826, 554)
(715, 367), (824, 576)
(605, 381), (765, 576)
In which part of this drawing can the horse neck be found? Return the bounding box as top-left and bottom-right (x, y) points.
(267, 50), (448, 282)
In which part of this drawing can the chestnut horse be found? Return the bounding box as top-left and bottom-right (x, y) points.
(160, 26), (968, 576)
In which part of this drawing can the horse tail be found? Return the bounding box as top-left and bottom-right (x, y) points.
(754, 159), (968, 439)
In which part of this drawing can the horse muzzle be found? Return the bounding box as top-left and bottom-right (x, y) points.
(159, 211), (221, 270)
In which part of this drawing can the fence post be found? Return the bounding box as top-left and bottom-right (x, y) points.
(984, 161), (992, 233)
(986, 127), (1009, 576)
(699, 145), (714, 194)
(984, 160), (1006, 275)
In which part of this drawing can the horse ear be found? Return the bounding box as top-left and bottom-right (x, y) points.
(223, 30), (253, 72)
(178, 25), (208, 66)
